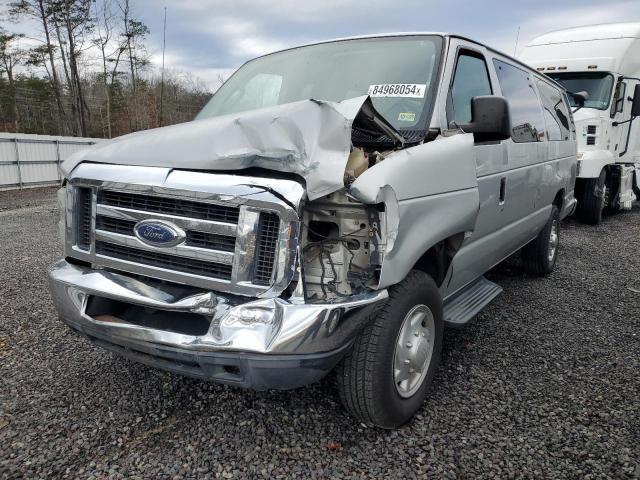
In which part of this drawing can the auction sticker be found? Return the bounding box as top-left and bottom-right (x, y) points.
(367, 83), (426, 98)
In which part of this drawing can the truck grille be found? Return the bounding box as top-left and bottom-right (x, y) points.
(75, 187), (92, 251)
(96, 241), (233, 279)
(73, 187), (289, 295)
(98, 190), (240, 224)
(254, 212), (280, 285)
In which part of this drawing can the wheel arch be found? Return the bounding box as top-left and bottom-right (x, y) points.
(411, 232), (466, 287)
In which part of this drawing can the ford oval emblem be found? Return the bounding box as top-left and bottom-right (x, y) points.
(134, 220), (186, 248)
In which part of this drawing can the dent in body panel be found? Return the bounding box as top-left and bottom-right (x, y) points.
(349, 133), (480, 289)
(62, 96), (373, 201)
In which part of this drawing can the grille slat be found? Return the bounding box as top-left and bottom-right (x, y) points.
(253, 212), (280, 285)
(76, 187), (92, 250)
(587, 125), (597, 135)
(95, 215), (236, 252)
(96, 241), (232, 280)
(586, 136), (596, 145)
(96, 215), (133, 235)
(98, 191), (240, 224)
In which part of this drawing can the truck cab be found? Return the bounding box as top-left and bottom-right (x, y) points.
(521, 23), (640, 224)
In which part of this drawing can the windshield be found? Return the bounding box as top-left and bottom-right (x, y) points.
(196, 36), (443, 131)
(547, 72), (614, 110)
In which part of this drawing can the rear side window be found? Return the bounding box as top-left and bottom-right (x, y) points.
(493, 59), (545, 143)
(450, 52), (493, 125)
(535, 79), (571, 141)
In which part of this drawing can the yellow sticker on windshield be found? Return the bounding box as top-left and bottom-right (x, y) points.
(398, 112), (416, 122)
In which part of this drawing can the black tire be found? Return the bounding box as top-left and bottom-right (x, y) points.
(522, 205), (560, 276)
(578, 170), (607, 225)
(336, 270), (443, 429)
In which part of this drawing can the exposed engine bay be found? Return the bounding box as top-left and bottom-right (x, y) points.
(299, 148), (390, 301)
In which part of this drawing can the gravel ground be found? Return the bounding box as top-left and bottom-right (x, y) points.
(1, 188), (639, 479)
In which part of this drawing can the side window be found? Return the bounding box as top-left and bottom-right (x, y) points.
(449, 51), (492, 125)
(535, 79), (571, 141)
(610, 81), (626, 117)
(493, 59), (545, 143)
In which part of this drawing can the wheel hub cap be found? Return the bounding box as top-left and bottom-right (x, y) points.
(548, 220), (558, 263)
(393, 304), (435, 398)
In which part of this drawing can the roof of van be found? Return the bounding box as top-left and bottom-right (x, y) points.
(256, 32), (549, 82)
(527, 22), (640, 46)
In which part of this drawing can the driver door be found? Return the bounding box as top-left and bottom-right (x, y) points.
(441, 40), (509, 295)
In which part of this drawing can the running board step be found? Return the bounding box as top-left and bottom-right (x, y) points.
(443, 277), (502, 328)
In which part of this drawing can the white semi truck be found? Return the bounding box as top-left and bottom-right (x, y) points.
(521, 23), (640, 224)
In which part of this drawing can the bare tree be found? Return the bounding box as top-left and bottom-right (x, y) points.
(117, 0), (149, 130)
(93, 0), (125, 138)
(50, 0), (95, 136)
(0, 28), (25, 131)
(8, 0), (66, 130)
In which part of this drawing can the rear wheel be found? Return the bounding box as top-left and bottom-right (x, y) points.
(522, 205), (560, 276)
(578, 170), (607, 225)
(336, 270), (443, 429)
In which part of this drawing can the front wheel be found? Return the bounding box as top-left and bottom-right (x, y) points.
(336, 270), (443, 429)
(577, 170), (607, 225)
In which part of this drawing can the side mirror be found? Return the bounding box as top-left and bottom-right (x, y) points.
(572, 91), (589, 107)
(632, 84), (640, 117)
(457, 95), (511, 142)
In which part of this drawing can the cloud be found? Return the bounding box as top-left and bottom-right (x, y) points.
(3, 0), (640, 89)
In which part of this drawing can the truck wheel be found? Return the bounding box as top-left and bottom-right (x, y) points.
(522, 205), (559, 276)
(578, 170), (607, 225)
(336, 270), (443, 429)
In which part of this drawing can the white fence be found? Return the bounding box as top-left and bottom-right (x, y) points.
(0, 133), (103, 190)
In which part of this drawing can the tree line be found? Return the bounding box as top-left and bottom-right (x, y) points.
(0, 0), (214, 138)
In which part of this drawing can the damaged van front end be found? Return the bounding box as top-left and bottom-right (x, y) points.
(49, 88), (477, 390)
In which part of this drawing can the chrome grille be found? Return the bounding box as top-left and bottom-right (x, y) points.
(95, 215), (236, 252)
(98, 190), (240, 224)
(96, 241), (233, 279)
(75, 187), (92, 251)
(254, 212), (280, 285)
(66, 165), (301, 298)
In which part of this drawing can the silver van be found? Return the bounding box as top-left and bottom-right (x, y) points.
(49, 33), (577, 428)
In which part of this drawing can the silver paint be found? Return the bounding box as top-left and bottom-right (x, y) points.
(48, 260), (388, 355)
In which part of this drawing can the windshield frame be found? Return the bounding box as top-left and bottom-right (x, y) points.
(195, 34), (446, 143)
(546, 71), (615, 111)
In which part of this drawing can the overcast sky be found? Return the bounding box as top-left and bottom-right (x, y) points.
(3, 0), (640, 89)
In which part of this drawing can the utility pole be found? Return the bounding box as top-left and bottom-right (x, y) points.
(514, 26), (521, 57)
(159, 6), (167, 127)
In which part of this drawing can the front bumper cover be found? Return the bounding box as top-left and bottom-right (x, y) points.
(48, 260), (387, 389)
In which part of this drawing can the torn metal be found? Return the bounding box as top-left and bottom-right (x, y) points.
(62, 96), (402, 201)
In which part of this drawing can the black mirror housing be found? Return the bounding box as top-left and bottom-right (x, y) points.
(632, 84), (640, 117)
(458, 95), (511, 142)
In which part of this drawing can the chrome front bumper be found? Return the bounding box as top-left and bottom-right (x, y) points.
(48, 260), (387, 389)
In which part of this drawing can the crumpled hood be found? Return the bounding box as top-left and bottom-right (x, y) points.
(62, 95), (394, 200)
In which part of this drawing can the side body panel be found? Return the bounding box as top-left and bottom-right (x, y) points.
(444, 41), (577, 296)
(349, 133), (479, 289)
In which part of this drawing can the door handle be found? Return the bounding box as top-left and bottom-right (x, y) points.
(499, 177), (506, 205)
